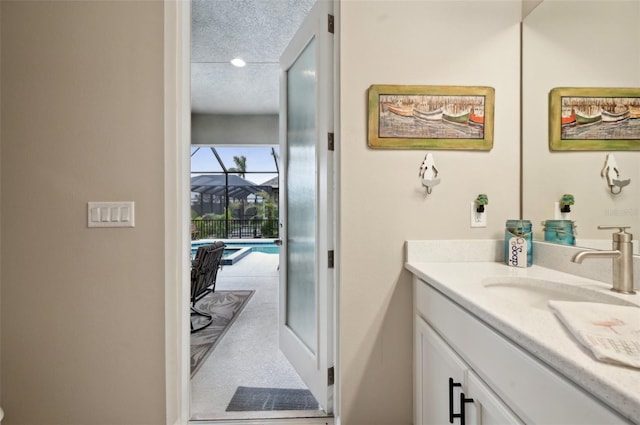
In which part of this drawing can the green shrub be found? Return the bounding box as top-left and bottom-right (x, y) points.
(261, 220), (277, 238)
(245, 206), (258, 217)
(261, 202), (278, 237)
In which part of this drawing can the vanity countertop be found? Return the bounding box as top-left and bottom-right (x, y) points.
(405, 260), (640, 423)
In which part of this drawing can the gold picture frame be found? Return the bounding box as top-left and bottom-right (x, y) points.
(367, 84), (494, 150)
(549, 87), (640, 151)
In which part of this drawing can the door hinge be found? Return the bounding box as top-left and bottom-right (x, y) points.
(328, 132), (334, 151)
(328, 366), (335, 386)
(328, 250), (334, 268)
(328, 14), (334, 34)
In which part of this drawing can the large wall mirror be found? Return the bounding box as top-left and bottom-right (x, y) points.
(522, 0), (640, 253)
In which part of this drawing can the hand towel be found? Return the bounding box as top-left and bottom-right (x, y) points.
(548, 300), (640, 369)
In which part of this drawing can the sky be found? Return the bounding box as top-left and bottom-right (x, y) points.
(191, 146), (280, 184)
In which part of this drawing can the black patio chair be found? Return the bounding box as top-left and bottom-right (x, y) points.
(190, 241), (225, 333)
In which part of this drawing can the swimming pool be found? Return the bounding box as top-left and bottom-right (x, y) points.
(191, 239), (280, 265)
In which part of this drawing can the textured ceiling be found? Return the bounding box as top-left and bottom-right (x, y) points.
(191, 0), (317, 115)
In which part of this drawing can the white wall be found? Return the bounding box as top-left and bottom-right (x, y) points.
(522, 0), (640, 243)
(339, 1), (521, 423)
(191, 113), (278, 145)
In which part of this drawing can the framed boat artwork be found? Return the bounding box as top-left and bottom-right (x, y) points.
(549, 87), (640, 151)
(367, 85), (495, 150)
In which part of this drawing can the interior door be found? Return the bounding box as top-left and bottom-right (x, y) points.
(278, 0), (334, 413)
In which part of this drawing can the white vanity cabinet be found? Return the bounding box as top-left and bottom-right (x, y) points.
(415, 314), (523, 425)
(466, 370), (524, 425)
(413, 276), (631, 425)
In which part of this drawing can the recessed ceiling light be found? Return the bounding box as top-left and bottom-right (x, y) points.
(231, 58), (246, 68)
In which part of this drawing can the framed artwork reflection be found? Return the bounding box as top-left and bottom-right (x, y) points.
(549, 87), (640, 151)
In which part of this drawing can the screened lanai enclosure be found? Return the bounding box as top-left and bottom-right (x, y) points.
(191, 146), (279, 239)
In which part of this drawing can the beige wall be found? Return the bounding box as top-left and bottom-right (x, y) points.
(0, 0), (2, 407)
(1, 0), (524, 424)
(339, 1), (521, 423)
(1, 1), (165, 424)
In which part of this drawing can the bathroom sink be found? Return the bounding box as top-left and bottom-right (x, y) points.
(482, 276), (637, 311)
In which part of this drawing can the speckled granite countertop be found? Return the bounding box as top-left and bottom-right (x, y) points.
(405, 240), (640, 423)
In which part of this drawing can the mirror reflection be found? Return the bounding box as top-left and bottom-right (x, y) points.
(522, 0), (640, 253)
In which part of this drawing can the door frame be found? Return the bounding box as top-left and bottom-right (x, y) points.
(164, 0), (191, 423)
(163, 1), (340, 424)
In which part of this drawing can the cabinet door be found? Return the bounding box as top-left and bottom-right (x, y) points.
(466, 371), (524, 425)
(415, 315), (467, 425)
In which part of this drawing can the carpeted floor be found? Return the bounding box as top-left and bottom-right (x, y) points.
(190, 290), (254, 378)
(226, 386), (319, 412)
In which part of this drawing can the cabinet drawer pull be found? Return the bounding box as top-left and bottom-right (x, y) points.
(448, 377), (462, 423)
(456, 392), (475, 425)
(449, 378), (474, 425)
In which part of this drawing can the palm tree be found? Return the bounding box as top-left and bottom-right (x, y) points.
(228, 155), (248, 224)
(228, 155), (247, 178)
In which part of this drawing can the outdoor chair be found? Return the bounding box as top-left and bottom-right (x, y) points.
(190, 241), (225, 333)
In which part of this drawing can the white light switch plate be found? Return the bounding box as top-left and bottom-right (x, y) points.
(470, 202), (487, 228)
(88, 202), (135, 228)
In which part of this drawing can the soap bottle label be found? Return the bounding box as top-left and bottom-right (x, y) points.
(507, 237), (527, 268)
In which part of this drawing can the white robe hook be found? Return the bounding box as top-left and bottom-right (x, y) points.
(419, 153), (441, 195)
(601, 153), (631, 195)
(601, 153), (619, 187)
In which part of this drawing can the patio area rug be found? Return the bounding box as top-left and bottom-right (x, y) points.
(190, 290), (254, 378)
(226, 386), (319, 412)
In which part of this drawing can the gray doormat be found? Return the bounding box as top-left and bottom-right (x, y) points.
(226, 386), (319, 411)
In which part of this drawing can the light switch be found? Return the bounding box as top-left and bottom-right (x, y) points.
(90, 207), (100, 222)
(100, 207), (110, 222)
(120, 206), (130, 221)
(88, 202), (135, 228)
(110, 207), (120, 222)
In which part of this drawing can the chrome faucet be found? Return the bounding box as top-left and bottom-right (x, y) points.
(572, 225), (636, 295)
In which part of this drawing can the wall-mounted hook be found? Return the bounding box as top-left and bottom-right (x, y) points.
(601, 153), (631, 195)
(419, 153), (440, 195)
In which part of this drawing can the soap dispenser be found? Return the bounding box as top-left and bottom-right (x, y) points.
(505, 220), (533, 267)
(542, 220), (576, 246)
(544, 194), (576, 245)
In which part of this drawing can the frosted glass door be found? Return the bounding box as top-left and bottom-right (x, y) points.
(279, 0), (333, 413)
(286, 37), (317, 352)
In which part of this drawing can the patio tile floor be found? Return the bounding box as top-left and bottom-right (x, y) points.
(190, 252), (322, 420)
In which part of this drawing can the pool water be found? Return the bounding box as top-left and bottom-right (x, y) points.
(223, 243), (279, 254)
(222, 249), (235, 257)
(191, 240), (279, 265)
